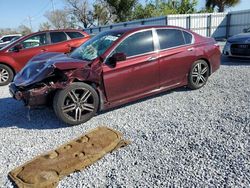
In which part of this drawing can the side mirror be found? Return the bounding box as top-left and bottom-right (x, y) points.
(12, 44), (23, 52)
(243, 28), (247, 33)
(108, 52), (126, 68)
(0, 40), (3, 43)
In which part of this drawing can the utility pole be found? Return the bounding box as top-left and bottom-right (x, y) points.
(27, 16), (33, 31)
(51, 0), (57, 28)
(51, 0), (55, 12)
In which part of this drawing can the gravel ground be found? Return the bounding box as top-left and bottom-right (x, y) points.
(0, 56), (250, 187)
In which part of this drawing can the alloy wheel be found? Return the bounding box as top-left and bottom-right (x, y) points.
(62, 88), (95, 122)
(191, 62), (209, 87)
(0, 68), (9, 84)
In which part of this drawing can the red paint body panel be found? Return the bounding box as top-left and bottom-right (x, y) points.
(158, 46), (196, 87)
(0, 29), (90, 73)
(103, 51), (159, 103)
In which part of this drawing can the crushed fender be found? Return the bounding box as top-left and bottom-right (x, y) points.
(9, 126), (130, 188)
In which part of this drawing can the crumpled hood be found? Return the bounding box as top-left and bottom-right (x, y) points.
(14, 52), (90, 87)
(227, 33), (250, 43)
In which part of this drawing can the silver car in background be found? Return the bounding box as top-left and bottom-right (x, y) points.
(223, 27), (250, 58)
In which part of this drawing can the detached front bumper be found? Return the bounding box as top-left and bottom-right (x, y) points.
(9, 83), (52, 107)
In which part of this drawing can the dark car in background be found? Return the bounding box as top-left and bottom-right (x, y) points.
(223, 27), (250, 58)
(9, 26), (221, 125)
(0, 29), (90, 86)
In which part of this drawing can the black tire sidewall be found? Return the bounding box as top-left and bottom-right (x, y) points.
(188, 60), (209, 90)
(53, 82), (99, 126)
(0, 64), (14, 86)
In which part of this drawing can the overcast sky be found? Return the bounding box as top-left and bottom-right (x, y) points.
(0, 0), (249, 31)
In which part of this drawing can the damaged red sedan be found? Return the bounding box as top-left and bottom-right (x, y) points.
(9, 26), (221, 125)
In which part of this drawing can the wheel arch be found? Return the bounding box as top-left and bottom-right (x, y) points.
(0, 62), (16, 75)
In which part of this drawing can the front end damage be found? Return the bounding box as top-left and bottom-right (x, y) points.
(9, 80), (67, 107)
(9, 52), (104, 108)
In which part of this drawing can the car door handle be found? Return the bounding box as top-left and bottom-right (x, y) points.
(41, 49), (48, 52)
(187, 47), (194, 51)
(147, 56), (158, 62)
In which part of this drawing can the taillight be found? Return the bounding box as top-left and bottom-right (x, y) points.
(214, 43), (220, 47)
(214, 43), (221, 51)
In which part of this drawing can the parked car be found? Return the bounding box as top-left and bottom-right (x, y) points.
(0, 35), (22, 49)
(0, 29), (90, 86)
(223, 27), (250, 58)
(0, 34), (22, 48)
(9, 26), (221, 125)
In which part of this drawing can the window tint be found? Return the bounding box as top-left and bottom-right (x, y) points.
(66, 32), (84, 39)
(50, 32), (67, 43)
(183, 31), (193, 44)
(114, 31), (154, 57)
(157, 29), (185, 49)
(21, 33), (48, 49)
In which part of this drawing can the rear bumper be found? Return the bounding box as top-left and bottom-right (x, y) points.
(9, 83), (52, 107)
(210, 46), (221, 74)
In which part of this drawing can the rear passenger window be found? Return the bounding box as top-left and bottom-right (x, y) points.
(114, 30), (154, 57)
(183, 31), (193, 44)
(50, 32), (67, 43)
(66, 32), (84, 39)
(157, 29), (185, 49)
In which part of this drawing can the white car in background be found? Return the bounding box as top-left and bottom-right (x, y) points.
(0, 34), (22, 49)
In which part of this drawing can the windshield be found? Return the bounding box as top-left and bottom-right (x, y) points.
(70, 31), (124, 61)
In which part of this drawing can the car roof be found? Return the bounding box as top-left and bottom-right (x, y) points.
(36, 29), (87, 34)
(93, 25), (189, 35)
(19, 29), (89, 39)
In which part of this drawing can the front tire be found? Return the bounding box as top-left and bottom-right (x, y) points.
(0, 64), (14, 86)
(188, 60), (209, 90)
(53, 82), (99, 126)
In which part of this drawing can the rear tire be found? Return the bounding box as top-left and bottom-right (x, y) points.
(0, 64), (14, 86)
(188, 60), (209, 90)
(53, 82), (99, 126)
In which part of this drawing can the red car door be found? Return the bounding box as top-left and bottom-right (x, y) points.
(156, 29), (196, 87)
(7, 32), (49, 71)
(103, 30), (159, 103)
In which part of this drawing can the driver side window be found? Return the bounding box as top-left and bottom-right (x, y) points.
(21, 33), (48, 49)
(113, 30), (154, 58)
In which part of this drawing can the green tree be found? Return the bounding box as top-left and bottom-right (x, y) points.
(132, 3), (157, 19)
(104, 0), (138, 22)
(93, 3), (111, 25)
(132, 0), (198, 20)
(167, 0), (198, 14)
(206, 0), (240, 12)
